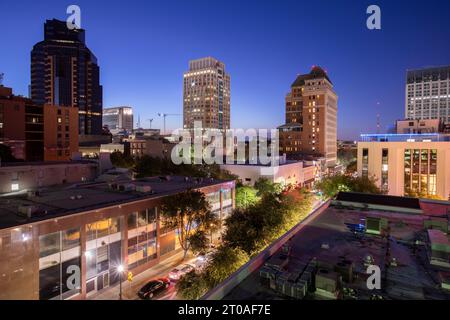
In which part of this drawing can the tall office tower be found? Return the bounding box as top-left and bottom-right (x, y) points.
(183, 57), (230, 130)
(406, 66), (450, 124)
(31, 19), (103, 136)
(103, 106), (134, 133)
(278, 66), (338, 168)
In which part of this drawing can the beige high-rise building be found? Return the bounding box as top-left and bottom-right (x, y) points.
(278, 66), (338, 168)
(183, 57), (230, 130)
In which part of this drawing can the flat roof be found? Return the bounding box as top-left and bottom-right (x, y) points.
(336, 192), (421, 210)
(224, 203), (450, 300)
(0, 160), (97, 168)
(0, 176), (234, 230)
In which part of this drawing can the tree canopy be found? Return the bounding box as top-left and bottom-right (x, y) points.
(160, 189), (216, 258)
(315, 174), (381, 198)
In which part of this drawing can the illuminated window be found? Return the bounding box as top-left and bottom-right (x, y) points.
(11, 183), (19, 191)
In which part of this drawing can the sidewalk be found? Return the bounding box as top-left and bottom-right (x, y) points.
(90, 250), (192, 300)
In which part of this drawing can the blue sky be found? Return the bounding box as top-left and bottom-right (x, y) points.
(1, 0), (450, 139)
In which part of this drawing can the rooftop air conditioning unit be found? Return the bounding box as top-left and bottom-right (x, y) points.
(18, 205), (41, 218)
(136, 185), (152, 193)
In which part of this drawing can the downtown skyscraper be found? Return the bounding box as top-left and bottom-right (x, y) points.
(31, 19), (103, 136)
(278, 66), (338, 168)
(405, 66), (450, 124)
(183, 57), (230, 130)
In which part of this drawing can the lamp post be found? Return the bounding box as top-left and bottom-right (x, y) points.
(117, 265), (124, 300)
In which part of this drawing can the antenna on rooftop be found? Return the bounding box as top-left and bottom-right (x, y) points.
(376, 102), (381, 134)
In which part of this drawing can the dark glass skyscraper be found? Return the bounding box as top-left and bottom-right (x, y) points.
(31, 19), (103, 135)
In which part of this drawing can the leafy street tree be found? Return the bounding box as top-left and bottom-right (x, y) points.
(188, 230), (209, 255)
(235, 185), (260, 209)
(175, 271), (209, 300)
(315, 174), (380, 198)
(176, 245), (249, 299)
(254, 178), (283, 196)
(204, 246), (249, 288)
(160, 189), (215, 259)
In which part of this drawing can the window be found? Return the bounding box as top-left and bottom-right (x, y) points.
(362, 148), (369, 178)
(381, 149), (388, 193)
(39, 229), (81, 300)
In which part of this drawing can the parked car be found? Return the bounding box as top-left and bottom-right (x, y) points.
(138, 278), (170, 299)
(168, 264), (195, 281)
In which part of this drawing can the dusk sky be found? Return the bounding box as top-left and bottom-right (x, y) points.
(1, 0), (450, 139)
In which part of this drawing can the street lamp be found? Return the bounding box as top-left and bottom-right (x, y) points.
(117, 265), (124, 300)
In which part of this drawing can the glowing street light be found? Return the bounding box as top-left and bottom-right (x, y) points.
(117, 264), (124, 300)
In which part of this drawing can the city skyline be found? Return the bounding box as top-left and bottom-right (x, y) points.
(2, 0), (450, 140)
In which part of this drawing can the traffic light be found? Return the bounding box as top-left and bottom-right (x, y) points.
(127, 271), (133, 282)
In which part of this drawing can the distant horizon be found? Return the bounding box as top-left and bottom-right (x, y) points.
(1, 0), (450, 140)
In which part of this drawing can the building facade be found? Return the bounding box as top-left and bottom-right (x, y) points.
(129, 136), (175, 158)
(0, 161), (98, 193)
(103, 107), (133, 134)
(278, 66), (338, 168)
(43, 104), (79, 161)
(396, 119), (444, 134)
(31, 19), (103, 136)
(357, 134), (450, 199)
(0, 85), (78, 161)
(405, 66), (450, 124)
(0, 177), (235, 300)
(183, 57), (230, 130)
(220, 160), (315, 188)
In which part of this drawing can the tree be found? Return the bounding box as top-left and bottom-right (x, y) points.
(203, 246), (249, 288)
(224, 189), (313, 255)
(176, 271), (209, 300)
(235, 185), (260, 209)
(110, 151), (135, 168)
(188, 230), (209, 255)
(315, 174), (380, 198)
(254, 178), (283, 196)
(160, 189), (214, 259)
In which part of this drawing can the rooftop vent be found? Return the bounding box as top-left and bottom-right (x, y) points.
(136, 185), (152, 193)
(18, 204), (45, 218)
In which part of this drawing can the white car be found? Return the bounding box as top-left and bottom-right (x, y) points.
(168, 264), (195, 281)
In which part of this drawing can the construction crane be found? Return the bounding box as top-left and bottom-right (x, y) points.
(147, 118), (153, 129)
(157, 113), (181, 134)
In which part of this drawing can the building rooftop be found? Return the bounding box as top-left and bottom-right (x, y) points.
(336, 192), (422, 210)
(360, 133), (450, 142)
(0, 176), (234, 230)
(0, 160), (97, 168)
(291, 66), (332, 87)
(224, 196), (450, 300)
